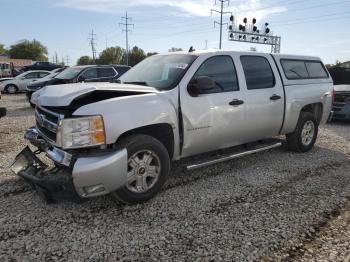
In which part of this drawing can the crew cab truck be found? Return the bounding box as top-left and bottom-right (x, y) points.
(11, 50), (333, 204)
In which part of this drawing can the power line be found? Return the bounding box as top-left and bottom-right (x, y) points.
(119, 11), (134, 66)
(88, 29), (97, 63)
(211, 0), (232, 49)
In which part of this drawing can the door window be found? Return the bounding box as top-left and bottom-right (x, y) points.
(192, 55), (239, 94)
(24, 72), (38, 79)
(98, 67), (116, 78)
(241, 56), (275, 90)
(81, 68), (98, 80)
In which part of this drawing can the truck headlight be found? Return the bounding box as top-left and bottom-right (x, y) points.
(58, 116), (106, 149)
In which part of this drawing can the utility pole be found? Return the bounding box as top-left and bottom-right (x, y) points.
(55, 52), (58, 64)
(88, 29), (97, 63)
(211, 0), (231, 49)
(205, 40), (208, 49)
(66, 55), (70, 66)
(119, 11), (134, 66)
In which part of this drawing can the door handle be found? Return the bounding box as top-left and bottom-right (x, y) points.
(270, 94), (281, 101)
(229, 99), (244, 106)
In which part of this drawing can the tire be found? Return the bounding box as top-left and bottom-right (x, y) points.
(111, 134), (171, 204)
(29, 101), (35, 108)
(5, 84), (18, 94)
(286, 112), (318, 152)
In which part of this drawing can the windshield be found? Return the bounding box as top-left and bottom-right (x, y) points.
(119, 54), (198, 90)
(55, 67), (82, 80)
(15, 72), (28, 79)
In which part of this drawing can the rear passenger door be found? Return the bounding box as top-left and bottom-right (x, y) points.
(239, 55), (284, 140)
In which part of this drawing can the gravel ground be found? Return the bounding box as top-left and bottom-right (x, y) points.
(1, 94), (350, 261)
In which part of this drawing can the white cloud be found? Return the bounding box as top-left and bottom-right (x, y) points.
(52, 0), (286, 20)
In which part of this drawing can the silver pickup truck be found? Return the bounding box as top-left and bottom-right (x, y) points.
(11, 50), (333, 204)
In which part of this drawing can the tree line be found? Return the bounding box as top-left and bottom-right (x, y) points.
(77, 47), (183, 66)
(1, 39), (184, 66)
(77, 46), (158, 67)
(0, 40), (48, 61)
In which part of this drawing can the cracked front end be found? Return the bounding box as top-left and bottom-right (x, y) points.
(11, 105), (128, 202)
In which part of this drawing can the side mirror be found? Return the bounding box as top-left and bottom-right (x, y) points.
(187, 76), (215, 96)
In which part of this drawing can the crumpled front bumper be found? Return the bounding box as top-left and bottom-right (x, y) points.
(11, 127), (128, 202)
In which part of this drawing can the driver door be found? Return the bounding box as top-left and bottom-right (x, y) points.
(180, 55), (247, 157)
(19, 72), (38, 90)
(78, 68), (98, 82)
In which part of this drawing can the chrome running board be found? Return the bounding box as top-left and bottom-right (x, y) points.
(186, 142), (282, 171)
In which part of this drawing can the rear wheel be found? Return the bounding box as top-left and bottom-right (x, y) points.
(286, 112), (318, 152)
(111, 134), (170, 204)
(5, 84), (18, 94)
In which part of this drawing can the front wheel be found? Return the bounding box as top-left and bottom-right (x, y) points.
(286, 112), (318, 152)
(111, 134), (170, 204)
(5, 84), (18, 94)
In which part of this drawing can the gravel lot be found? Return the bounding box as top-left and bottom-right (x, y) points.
(1, 94), (350, 261)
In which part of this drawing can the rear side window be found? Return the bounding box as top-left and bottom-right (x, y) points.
(98, 67), (116, 78)
(305, 62), (328, 78)
(240, 56), (275, 90)
(281, 59), (328, 79)
(193, 55), (239, 94)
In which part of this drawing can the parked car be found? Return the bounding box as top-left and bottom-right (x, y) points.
(0, 70), (50, 93)
(27, 65), (130, 106)
(25, 68), (67, 106)
(332, 85), (350, 121)
(0, 90), (6, 118)
(21, 61), (63, 72)
(12, 50), (333, 204)
(328, 66), (350, 121)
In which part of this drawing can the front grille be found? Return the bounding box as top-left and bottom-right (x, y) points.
(35, 106), (63, 144)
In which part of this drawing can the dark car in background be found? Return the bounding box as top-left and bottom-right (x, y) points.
(328, 66), (350, 121)
(26, 65), (131, 106)
(21, 61), (63, 72)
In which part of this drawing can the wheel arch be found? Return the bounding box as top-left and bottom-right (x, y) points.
(116, 123), (175, 159)
(300, 103), (323, 125)
(5, 83), (18, 92)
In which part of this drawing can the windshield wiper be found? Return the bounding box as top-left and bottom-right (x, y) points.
(123, 81), (149, 86)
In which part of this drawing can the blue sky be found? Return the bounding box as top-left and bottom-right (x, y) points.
(1, 0), (350, 65)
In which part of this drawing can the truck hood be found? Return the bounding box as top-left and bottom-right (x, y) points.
(34, 82), (158, 107)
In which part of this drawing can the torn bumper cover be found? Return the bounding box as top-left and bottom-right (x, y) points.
(11, 127), (128, 202)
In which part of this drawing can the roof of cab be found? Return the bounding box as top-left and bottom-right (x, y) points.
(155, 49), (322, 62)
